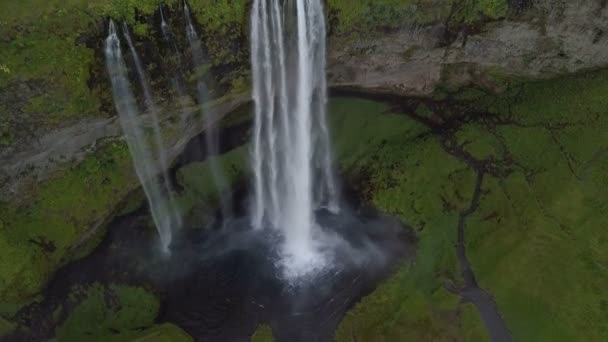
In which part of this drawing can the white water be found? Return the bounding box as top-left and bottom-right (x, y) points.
(122, 23), (181, 232)
(250, 0), (340, 277)
(104, 20), (178, 253)
(184, 3), (233, 221)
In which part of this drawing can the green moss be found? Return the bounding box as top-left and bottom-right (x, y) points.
(455, 123), (502, 160)
(115, 188), (146, 217)
(328, 0), (423, 34)
(186, 0), (249, 72)
(0, 141), (136, 306)
(463, 69), (608, 341)
(175, 145), (247, 224)
(133, 323), (193, 342)
(55, 283), (160, 341)
(250, 324), (274, 342)
(454, 0), (509, 23)
(0, 31), (99, 129)
(330, 97), (481, 340)
(327, 0), (509, 35)
(334, 69), (608, 340)
(460, 303), (490, 341)
(0, 316), (16, 338)
(0, 0), (170, 142)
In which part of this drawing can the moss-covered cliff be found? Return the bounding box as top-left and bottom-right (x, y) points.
(1, 0), (608, 340)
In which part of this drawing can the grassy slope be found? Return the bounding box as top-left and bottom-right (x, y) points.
(330, 98), (488, 341)
(0, 141), (136, 308)
(250, 324), (275, 342)
(334, 69), (608, 341)
(175, 145), (248, 224)
(0, 0), (247, 146)
(464, 70), (608, 341)
(326, 0), (509, 34)
(54, 283), (190, 342)
(0, 0), (245, 312)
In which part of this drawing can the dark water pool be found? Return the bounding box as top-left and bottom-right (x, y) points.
(11, 205), (413, 342)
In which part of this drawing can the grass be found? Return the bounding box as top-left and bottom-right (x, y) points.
(133, 323), (193, 342)
(334, 69), (608, 340)
(326, 0), (509, 34)
(0, 141), (136, 306)
(0, 316), (16, 339)
(463, 69), (608, 341)
(329, 97), (486, 341)
(250, 324), (274, 342)
(0, 0), (246, 145)
(175, 145), (248, 225)
(55, 283), (160, 341)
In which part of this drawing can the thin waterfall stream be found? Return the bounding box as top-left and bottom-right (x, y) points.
(104, 20), (179, 252)
(160, 6), (190, 129)
(184, 2), (233, 222)
(122, 22), (181, 231)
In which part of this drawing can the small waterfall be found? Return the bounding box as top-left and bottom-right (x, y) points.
(184, 2), (232, 221)
(122, 22), (181, 231)
(160, 6), (190, 128)
(104, 20), (178, 253)
(250, 0), (340, 275)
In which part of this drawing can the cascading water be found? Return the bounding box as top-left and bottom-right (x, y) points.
(184, 2), (232, 221)
(250, 0), (340, 276)
(122, 22), (181, 231)
(105, 20), (178, 253)
(160, 6), (190, 129)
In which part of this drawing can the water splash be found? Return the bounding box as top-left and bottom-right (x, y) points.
(105, 20), (178, 253)
(250, 0), (340, 278)
(184, 2), (233, 222)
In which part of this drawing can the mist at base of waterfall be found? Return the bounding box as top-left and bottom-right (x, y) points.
(166, 207), (408, 287)
(23, 190), (412, 341)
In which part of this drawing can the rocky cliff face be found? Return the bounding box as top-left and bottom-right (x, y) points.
(328, 0), (608, 96)
(0, 0), (607, 312)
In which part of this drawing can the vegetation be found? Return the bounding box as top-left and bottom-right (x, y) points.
(133, 323), (194, 342)
(55, 283), (162, 341)
(333, 69), (608, 340)
(250, 324), (274, 342)
(0, 316), (16, 339)
(1, 1), (606, 341)
(464, 70), (608, 341)
(0, 141), (136, 307)
(175, 145), (248, 225)
(0, 0), (246, 145)
(326, 0), (510, 34)
(330, 97), (487, 341)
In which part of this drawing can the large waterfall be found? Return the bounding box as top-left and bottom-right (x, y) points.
(104, 20), (179, 253)
(250, 0), (340, 275)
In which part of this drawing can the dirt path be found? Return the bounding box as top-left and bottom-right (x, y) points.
(457, 172), (511, 342)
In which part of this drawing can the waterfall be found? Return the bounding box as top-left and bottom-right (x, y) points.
(184, 2), (232, 221)
(105, 20), (179, 253)
(250, 0), (340, 275)
(160, 6), (190, 129)
(122, 22), (182, 233)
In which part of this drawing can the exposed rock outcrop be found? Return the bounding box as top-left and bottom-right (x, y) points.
(328, 0), (608, 96)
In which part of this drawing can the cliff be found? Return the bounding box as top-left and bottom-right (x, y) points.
(0, 0), (607, 339)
